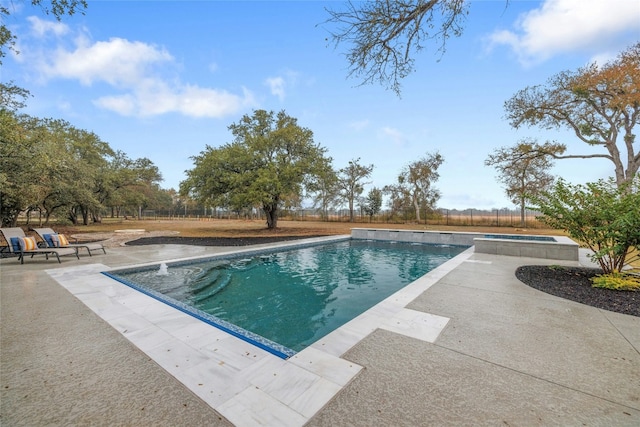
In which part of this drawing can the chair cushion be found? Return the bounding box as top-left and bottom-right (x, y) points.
(18, 236), (38, 251)
(10, 237), (21, 252)
(57, 234), (70, 247)
(43, 233), (57, 247)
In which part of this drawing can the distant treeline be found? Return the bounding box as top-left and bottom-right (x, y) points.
(127, 207), (546, 228)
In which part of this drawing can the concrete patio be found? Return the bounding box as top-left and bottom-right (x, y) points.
(1, 238), (638, 426)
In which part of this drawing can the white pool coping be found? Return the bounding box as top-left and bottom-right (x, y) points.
(46, 237), (473, 426)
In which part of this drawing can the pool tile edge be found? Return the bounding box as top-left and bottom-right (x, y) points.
(46, 262), (364, 426)
(45, 242), (473, 426)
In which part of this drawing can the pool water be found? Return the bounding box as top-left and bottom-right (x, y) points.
(483, 234), (556, 242)
(107, 239), (467, 356)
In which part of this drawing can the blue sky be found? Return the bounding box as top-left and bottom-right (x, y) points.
(4, 0), (639, 209)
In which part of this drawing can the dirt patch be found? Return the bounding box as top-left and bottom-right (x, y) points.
(58, 219), (563, 239)
(124, 235), (321, 247)
(72, 230), (180, 247)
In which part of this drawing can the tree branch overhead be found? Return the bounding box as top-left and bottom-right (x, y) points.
(324, 0), (468, 95)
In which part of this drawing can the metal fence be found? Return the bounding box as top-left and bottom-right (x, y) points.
(135, 207), (546, 229)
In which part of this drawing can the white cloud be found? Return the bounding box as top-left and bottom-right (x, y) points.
(487, 0), (640, 65)
(42, 36), (174, 86)
(266, 76), (286, 101)
(589, 51), (618, 67)
(94, 93), (136, 116)
(12, 16), (70, 62)
(265, 69), (300, 101)
(95, 83), (256, 118)
(349, 119), (370, 131)
(27, 16), (69, 37)
(379, 126), (406, 146)
(25, 18), (256, 118)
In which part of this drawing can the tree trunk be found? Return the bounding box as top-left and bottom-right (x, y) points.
(263, 200), (279, 229)
(348, 198), (354, 222)
(68, 208), (78, 225)
(265, 208), (278, 229)
(412, 193), (421, 223)
(520, 198), (526, 227)
(25, 209), (31, 225)
(82, 207), (90, 225)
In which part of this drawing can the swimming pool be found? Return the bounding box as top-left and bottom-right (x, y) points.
(105, 239), (468, 358)
(483, 234), (556, 242)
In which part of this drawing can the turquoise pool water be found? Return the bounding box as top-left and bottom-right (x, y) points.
(106, 239), (467, 357)
(483, 234), (556, 242)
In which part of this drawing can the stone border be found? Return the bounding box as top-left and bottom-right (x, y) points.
(350, 228), (579, 261)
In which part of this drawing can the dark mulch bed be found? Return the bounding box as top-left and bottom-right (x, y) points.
(516, 266), (639, 317)
(125, 235), (320, 247)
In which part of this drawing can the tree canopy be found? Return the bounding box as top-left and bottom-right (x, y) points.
(325, 0), (468, 95)
(306, 156), (339, 220)
(180, 109), (330, 229)
(0, 109), (165, 226)
(384, 151), (443, 222)
(485, 139), (556, 226)
(504, 42), (640, 188)
(363, 187), (383, 221)
(337, 158), (374, 222)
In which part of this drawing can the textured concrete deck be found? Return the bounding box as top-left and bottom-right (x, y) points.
(1, 240), (639, 426)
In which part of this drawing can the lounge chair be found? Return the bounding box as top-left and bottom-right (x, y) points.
(0, 227), (79, 264)
(32, 227), (106, 256)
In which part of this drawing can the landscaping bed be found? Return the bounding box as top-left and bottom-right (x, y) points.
(516, 265), (639, 317)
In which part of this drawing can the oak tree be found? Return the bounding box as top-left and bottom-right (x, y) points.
(0, 111), (41, 226)
(307, 157), (340, 220)
(98, 152), (163, 221)
(181, 110), (330, 229)
(1, 108), (165, 226)
(485, 139), (556, 226)
(504, 43), (640, 188)
(384, 151), (443, 222)
(363, 187), (383, 222)
(337, 158), (374, 222)
(0, 110), (163, 226)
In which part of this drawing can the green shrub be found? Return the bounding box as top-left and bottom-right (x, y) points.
(531, 177), (640, 274)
